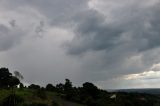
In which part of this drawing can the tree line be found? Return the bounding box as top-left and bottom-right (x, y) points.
(0, 67), (105, 105)
(1, 67), (160, 106)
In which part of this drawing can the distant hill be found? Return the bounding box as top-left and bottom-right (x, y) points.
(116, 88), (160, 95)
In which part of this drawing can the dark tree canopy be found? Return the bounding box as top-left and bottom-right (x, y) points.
(19, 83), (24, 89)
(0, 67), (21, 88)
(82, 82), (100, 98)
(8, 76), (20, 87)
(64, 79), (74, 100)
(28, 84), (41, 89)
(46, 84), (55, 91)
(64, 79), (72, 92)
(56, 83), (64, 93)
(0, 67), (12, 87)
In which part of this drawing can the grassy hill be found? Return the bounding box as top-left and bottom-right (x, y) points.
(0, 88), (85, 106)
(1, 68), (160, 106)
(1, 88), (160, 106)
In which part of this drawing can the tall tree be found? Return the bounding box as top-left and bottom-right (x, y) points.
(64, 79), (72, 92)
(0, 67), (12, 88)
(64, 79), (73, 100)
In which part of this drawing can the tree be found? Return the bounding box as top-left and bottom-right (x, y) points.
(46, 84), (55, 91)
(64, 79), (72, 93)
(28, 84), (40, 89)
(14, 71), (24, 87)
(82, 82), (100, 99)
(19, 83), (24, 89)
(7, 76), (20, 106)
(56, 83), (64, 93)
(64, 79), (74, 100)
(0, 67), (12, 88)
(8, 76), (20, 88)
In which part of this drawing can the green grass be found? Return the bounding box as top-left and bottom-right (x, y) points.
(0, 89), (11, 102)
(0, 88), (85, 106)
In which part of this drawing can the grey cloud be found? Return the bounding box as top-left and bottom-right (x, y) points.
(67, 10), (123, 54)
(0, 24), (23, 51)
(35, 21), (45, 37)
(67, 7), (160, 55)
(1, 0), (160, 88)
(64, 1), (160, 81)
(1, 0), (89, 26)
(9, 20), (16, 27)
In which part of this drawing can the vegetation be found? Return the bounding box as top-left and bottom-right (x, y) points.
(1, 67), (160, 106)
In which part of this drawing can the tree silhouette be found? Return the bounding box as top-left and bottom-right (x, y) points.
(19, 83), (24, 89)
(8, 76), (20, 88)
(0, 67), (12, 88)
(46, 84), (55, 91)
(64, 79), (72, 92)
(64, 79), (74, 100)
(56, 83), (64, 93)
(28, 84), (40, 89)
(82, 82), (99, 99)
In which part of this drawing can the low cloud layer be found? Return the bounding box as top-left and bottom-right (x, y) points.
(0, 0), (160, 88)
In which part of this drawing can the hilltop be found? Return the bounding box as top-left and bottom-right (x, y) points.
(1, 88), (160, 106)
(0, 88), (85, 106)
(1, 67), (160, 106)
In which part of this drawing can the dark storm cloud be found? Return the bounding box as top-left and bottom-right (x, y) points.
(67, 6), (160, 55)
(67, 10), (123, 54)
(64, 1), (160, 81)
(1, 0), (160, 88)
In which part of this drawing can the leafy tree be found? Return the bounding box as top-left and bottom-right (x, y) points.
(56, 83), (64, 93)
(0, 67), (12, 88)
(63, 79), (74, 100)
(20, 83), (24, 89)
(14, 71), (24, 88)
(46, 83), (55, 91)
(82, 82), (100, 99)
(8, 76), (20, 88)
(28, 84), (41, 89)
(64, 79), (72, 93)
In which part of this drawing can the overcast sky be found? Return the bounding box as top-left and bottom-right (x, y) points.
(0, 0), (160, 89)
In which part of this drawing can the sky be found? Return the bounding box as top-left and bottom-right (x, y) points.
(0, 0), (160, 89)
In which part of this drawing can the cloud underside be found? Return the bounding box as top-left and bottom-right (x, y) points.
(0, 0), (160, 88)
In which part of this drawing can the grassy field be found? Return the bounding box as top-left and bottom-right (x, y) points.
(0, 88), (85, 106)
